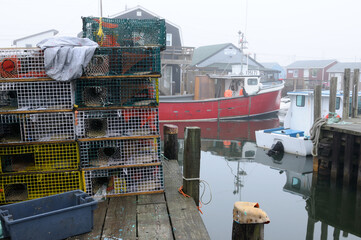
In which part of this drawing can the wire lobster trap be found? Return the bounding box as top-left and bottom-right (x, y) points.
(79, 137), (160, 169)
(83, 47), (161, 77)
(83, 165), (164, 196)
(0, 112), (75, 143)
(75, 77), (158, 108)
(82, 17), (166, 50)
(0, 48), (46, 79)
(0, 81), (73, 111)
(0, 171), (83, 204)
(75, 108), (159, 139)
(0, 142), (79, 173)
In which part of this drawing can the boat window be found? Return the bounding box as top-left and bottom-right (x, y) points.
(247, 78), (258, 85)
(336, 97), (340, 110)
(296, 95), (305, 107)
(292, 177), (301, 190)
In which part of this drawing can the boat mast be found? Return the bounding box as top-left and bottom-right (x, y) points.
(238, 31), (248, 75)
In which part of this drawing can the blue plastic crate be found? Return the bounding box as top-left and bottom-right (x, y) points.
(0, 190), (97, 240)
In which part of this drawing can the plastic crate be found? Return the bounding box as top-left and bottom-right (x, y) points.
(0, 190), (97, 240)
(0, 81), (73, 111)
(82, 17), (166, 50)
(0, 112), (75, 143)
(0, 142), (79, 173)
(75, 108), (159, 139)
(79, 137), (160, 169)
(83, 165), (164, 196)
(0, 171), (83, 204)
(75, 77), (158, 108)
(83, 47), (161, 76)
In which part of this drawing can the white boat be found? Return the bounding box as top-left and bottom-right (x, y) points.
(255, 90), (355, 156)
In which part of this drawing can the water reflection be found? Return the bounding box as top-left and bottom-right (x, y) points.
(161, 118), (361, 240)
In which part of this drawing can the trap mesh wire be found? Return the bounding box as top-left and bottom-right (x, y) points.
(83, 165), (164, 196)
(0, 171), (83, 204)
(0, 48), (46, 79)
(0, 142), (79, 173)
(84, 47), (161, 76)
(0, 112), (75, 143)
(79, 137), (160, 169)
(75, 77), (158, 108)
(76, 108), (159, 139)
(0, 81), (73, 111)
(82, 17), (166, 50)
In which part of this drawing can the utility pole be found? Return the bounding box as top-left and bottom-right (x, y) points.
(238, 31), (248, 75)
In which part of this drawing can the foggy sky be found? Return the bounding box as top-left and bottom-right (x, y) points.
(1, 0), (360, 65)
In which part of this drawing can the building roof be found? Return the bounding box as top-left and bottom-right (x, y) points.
(326, 62), (361, 73)
(13, 29), (58, 45)
(260, 62), (283, 68)
(204, 62), (260, 71)
(287, 60), (337, 69)
(191, 43), (232, 66)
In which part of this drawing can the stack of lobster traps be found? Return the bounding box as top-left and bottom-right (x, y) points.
(0, 17), (166, 204)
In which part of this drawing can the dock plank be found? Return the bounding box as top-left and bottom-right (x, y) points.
(137, 203), (173, 240)
(102, 196), (137, 240)
(137, 193), (166, 205)
(67, 199), (108, 240)
(163, 160), (210, 240)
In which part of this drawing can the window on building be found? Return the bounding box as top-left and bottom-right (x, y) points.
(166, 33), (172, 46)
(304, 69), (309, 78)
(136, 11), (142, 17)
(311, 69), (318, 77)
(296, 95), (305, 107)
(292, 177), (301, 190)
(293, 70), (298, 78)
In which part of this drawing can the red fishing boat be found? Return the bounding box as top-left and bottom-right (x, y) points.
(159, 73), (284, 121)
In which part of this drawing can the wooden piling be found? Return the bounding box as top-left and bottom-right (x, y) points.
(343, 69), (351, 120)
(183, 127), (201, 206)
(163, 124), (178, 160)
(321, 223), (328, 240)
(330, 132), (342, 180)
(343, 134), (354, 186)
(306, 217), (315, 240)
(314, 85), (322, 121)
(232, 223), (264, 240)
(352, 69), (359, 118)
(329, 77), (338, 115)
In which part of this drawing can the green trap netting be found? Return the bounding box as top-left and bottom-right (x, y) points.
(84, 47), (161, 77)
(82, 17), (166, 50)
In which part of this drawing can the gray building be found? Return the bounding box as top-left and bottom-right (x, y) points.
(327, 62), (361, 90)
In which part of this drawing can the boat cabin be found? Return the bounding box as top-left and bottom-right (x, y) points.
(284, 90), (346, 136)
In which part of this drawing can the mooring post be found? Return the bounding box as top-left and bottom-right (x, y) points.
(314, 85), (322, 121)
(163, 124), (178, 160)
(183, 126), (201, 206)
(329, 77), (338, 116)
(343, 69), (351, 120)
(352, 69), (360, 118)
(232, 202), (270, 240)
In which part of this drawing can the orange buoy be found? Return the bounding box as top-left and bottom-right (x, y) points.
(224, 89), (232, 97)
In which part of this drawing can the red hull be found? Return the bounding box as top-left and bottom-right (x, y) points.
(160, 118), (279, 141)
(159, 90), (282, 121)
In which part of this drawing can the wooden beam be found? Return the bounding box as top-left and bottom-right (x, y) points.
(314, 85), (322, 121)
(329, 77), (338, 114)
(352, 69), (360, 118)
(163, 124), (179, 160)
(331, 132), (342, 180)
(343, 134), (354, 186)
(342, 69), (351, 120)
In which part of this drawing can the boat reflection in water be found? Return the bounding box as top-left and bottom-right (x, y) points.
(160, 117), (361, 239)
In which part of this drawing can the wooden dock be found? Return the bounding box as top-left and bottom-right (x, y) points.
(68, 159), (210, 240)
(315, 117), (361, 186)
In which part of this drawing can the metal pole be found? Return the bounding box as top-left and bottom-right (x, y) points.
(100, 0), (103, 17)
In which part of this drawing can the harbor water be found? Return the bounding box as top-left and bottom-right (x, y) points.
(161, 117), (361, 240)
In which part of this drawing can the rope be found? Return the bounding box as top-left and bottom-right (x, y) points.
(178, 180), (213, 214)
(309, 117), (327, 156)
(97, 17), (104, 46)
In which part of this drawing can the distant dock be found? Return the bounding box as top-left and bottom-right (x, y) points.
(68, 159), (210, 240)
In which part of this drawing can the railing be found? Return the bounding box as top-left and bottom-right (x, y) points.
(161, 46), (194, 61)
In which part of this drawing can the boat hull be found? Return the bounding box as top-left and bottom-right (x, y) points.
(159, 89), (282, 121)
(255, 130), (313, 156)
